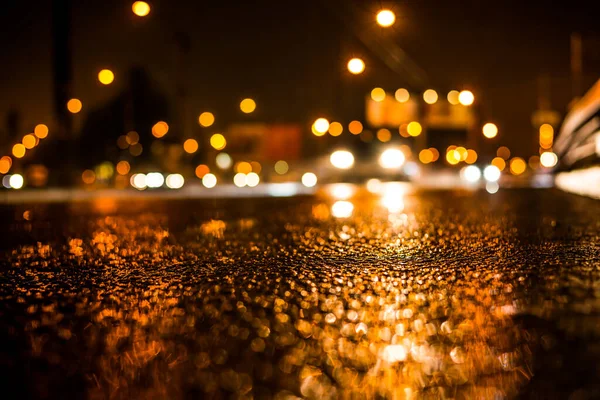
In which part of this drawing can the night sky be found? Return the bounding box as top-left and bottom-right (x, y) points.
(1, 0), (599, 157)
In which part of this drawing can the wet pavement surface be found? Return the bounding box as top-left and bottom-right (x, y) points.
(1, 187), (600, 399)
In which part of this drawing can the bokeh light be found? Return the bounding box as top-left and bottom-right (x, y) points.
(301, 172), (317, 187)
(67, 98), (82, 114)
(236, 161), (252, 174)
(22, 134), (37, 149)
(195, 164), (210, 178)
(376, 9), (395, 27)
(419, 149), (433, 164)
(166, 174), (185, 189)
(465, 149), (478, 164)
(202, 173), (217, 188)
(371, 88), (386, 102)
(131, 173), (147, 190)
(331, 200), (354, 218)
(0, 156), (11, 174)
(146, 172), (164, 188)
(132, 1), (150, 17)
(461, 165), (481, 183)
(348, 120), (363, 135)
(210, 133), (227, 150)
(98, 69), (114, 85)
(9, 174), (24, 189)
(274, 160), (289, 175)
(376, 128), (391, 142)
(12, 143), (26, 158)
(540, 151), (558, 168)
(483, 165), (501, 182)
(509, 157), (526, 175)
(447, 90), (460, 105)
(240, 98), (256, 114)
(458, 90), (474, 106)
(347, 58), (365, 74)
(198, 112), (215, 127)
(34, 124), (48, 139)
(116, 160), (130, 175)
(215, 152), (232, 169)
(379, 148), (405, 169)
(250, 161), (262, 174)
(330, 150), (355, 169)
(407, 121), (422, 137)
(82, 169), (96, 185)
(497, 146), (511, 160)
(328, 122), (343, 136)
(129, 143), (143, 156)
(312, 118), (329, 136)
(152, 121), (169, 138)
(126, 131), (139, 145)
(423, 89), (438, 104)
(233, 173), (247, 187)
(246, 172), (260, 187)
(491, 157), (506, 171)
(446, 149), (460, 165)
(430, 148), (440, 161)
(482, 123), (498, 139)
(395, 88), (410, 103)
(183, 138), (199, 154)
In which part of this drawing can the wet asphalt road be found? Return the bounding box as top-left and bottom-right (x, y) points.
(1, 187), (600, 399)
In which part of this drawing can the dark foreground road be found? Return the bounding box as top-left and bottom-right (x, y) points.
(1, 187), (600, 399)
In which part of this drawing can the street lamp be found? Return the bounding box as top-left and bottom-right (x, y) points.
(376, 9), (395, 27)
(347, 58), (365, 75)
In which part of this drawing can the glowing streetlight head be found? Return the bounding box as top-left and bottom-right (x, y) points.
(379, 148), (405, 169)
(458, 90), (474, 106)
(240, 98), (256, 113)
(330, 150), (355, 169)
(98, 69), (114, 85)
(132, 1), (150, 17)
(482, 123), (498, 139)
(376, 9), (395, 27)
(347, 58), (365, 74)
